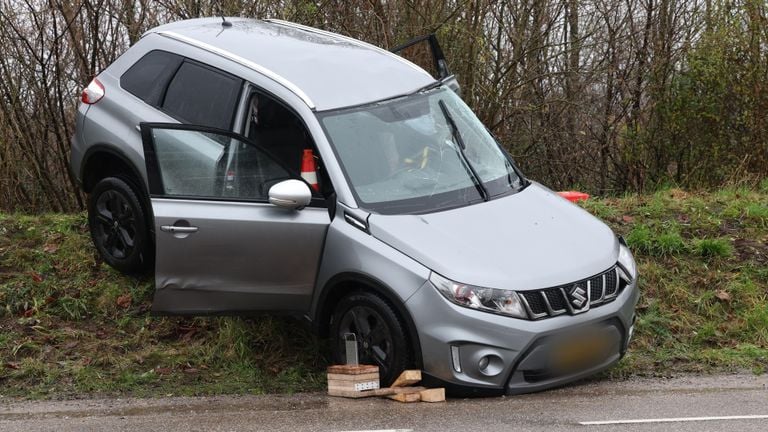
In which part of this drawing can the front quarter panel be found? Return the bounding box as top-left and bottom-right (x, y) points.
(311, 203), (430, 327)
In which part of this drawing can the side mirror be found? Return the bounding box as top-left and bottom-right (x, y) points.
(268, 179), (312, 210)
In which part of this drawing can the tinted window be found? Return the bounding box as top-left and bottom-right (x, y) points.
(162, 62), (242, 130)
(121, 50), (182, 105)
(149, 127), (292, 200)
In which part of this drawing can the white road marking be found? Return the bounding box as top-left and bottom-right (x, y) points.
(580, 414), (768, 425)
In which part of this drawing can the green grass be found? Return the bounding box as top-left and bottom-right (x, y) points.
(582, 187), (768, 378)
(694, 238), (733, 258)
(2, 185), (768, 398)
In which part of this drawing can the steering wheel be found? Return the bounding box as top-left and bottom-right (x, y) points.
(386, 166), (418, 180)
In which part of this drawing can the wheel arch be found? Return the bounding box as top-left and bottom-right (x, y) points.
(315, 272), (423, 368)
(81, 144), (146, 195)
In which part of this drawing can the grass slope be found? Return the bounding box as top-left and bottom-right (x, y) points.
(581, 187), (768, 377)
(0, 215), (326, 398)
(1, 186), (767, 398)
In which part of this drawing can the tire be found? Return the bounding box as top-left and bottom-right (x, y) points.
(330, 291), (413, 385)
(87, 176), (152, 274)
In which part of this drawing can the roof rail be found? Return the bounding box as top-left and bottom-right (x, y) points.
(153, 30), (317, 110)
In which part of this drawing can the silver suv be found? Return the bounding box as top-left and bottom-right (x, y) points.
(70, 17), (639, 394)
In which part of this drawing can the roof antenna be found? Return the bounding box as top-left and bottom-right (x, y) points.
(221, 15), (232, 28)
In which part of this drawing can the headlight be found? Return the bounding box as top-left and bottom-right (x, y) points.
(429, 272), (528, 319)
(617, 238), (637, 282)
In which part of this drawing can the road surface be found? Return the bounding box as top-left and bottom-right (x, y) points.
(1, 374), (767, 431)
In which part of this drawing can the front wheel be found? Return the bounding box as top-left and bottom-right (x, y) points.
(330, 291), (413, 385)
(87, 176), (152, 274)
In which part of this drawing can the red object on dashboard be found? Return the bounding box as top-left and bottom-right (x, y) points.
(557, 191), (590, 202)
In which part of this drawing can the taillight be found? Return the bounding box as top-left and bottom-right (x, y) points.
(81, 78), (105, 104)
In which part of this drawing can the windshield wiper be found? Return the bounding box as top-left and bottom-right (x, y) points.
(438, 100), (489, 202)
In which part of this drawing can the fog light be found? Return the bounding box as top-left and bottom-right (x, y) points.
(451, 345), (462, 373)
(478, 356), (489, 370)
(478, 354), (504, 376)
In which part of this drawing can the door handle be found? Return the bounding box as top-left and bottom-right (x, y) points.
(160, 225), (199, 233)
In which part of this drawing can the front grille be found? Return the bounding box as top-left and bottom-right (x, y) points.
(543, 288), (566, 310)
(518, 266), (622, 320)
(605, 270), (618, 296)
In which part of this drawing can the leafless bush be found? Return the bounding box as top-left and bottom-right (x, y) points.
(1, 0), (766, 212)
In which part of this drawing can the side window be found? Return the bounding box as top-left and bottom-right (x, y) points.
(144, 126), (292, 201)
(162, 61), (242, 130)
(120, 50), (182, 105)
(243, 92), (314, 176)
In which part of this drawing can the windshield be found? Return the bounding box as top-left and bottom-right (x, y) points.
(319, 87), (523, 214)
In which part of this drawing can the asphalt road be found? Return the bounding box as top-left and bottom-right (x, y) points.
(1, 374), (767, 431)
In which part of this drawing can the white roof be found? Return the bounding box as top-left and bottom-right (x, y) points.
(146, 18), (436, 111)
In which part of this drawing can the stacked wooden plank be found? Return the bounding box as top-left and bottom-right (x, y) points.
(327, 364), (381, 398)
(327, 365), (445, 403)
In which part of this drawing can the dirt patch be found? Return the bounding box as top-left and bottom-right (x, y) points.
(719, 218), (742, 235)
(733, 238), (768, 265)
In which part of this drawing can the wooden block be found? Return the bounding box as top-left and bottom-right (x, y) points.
(327, 364), (378, 375)
(327, 385), (425, 399)
(327, 379), (380, 392)
(372, 386), (426, 397)
(388, 391), (421, 403)
(327, 372), (379, 382)
(418, 388), (445, 403)
(328, 387), (368, 398)
(391, 369), (422, 387)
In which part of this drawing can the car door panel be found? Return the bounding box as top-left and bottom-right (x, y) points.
(141, 123), (330, 315)
(151, 199), (329, 314)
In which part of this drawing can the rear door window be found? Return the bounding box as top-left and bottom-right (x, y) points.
(162, 61), (243, 130)
(120, 50), (183, 105)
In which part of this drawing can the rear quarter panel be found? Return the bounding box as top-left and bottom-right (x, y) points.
(79, 35), (186, 187)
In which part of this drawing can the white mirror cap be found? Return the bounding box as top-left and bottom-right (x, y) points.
(268, 179), (312, 210)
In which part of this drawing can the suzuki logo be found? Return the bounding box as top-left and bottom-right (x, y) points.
(569, 285), (588, 309)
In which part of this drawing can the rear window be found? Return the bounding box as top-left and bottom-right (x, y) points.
(120, 50), (182, 105)
(161, 61), (242, 130)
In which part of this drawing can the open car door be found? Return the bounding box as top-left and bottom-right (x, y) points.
(391, 34), (461, 95)
(140, 123), (329, 315)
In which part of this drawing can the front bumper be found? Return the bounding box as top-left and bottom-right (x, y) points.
(405, 274), (639, 395)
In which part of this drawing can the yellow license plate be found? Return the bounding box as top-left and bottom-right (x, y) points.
(552, 333), (611, 372)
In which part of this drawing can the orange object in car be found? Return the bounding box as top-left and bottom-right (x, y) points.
(301, 149), (319, 191)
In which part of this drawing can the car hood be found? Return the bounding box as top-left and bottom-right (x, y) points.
(367, 182), (619, 290)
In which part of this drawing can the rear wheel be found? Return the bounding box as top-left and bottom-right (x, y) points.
(87, 176), (152, 274)
(330, 291), (413, 385)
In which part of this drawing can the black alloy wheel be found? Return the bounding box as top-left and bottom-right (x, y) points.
(331, 291), (412, 385)
(88, 177), (151, 274)
(94, 189), (136, 259)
